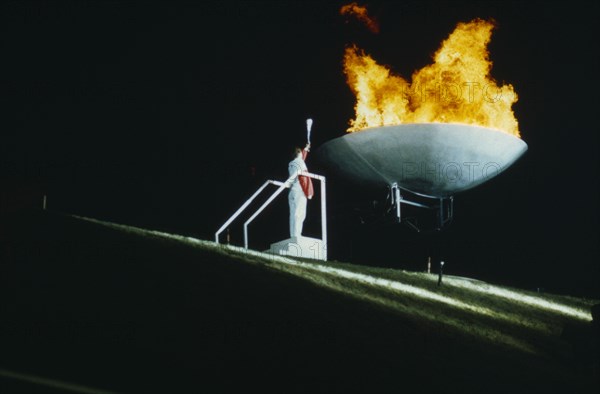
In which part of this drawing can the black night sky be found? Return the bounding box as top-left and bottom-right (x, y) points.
(1, 1), (598, 296)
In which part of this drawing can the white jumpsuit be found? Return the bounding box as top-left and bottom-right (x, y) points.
(288, 156), (307, 238)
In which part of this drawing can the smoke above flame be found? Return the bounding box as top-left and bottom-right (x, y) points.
(340, 2), (379, 34)
(344, 19), (520, 137)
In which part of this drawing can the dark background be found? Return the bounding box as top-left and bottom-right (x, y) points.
(1, 1), (598, 296)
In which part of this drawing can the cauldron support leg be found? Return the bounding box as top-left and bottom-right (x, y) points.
(390, 182), (402, 223)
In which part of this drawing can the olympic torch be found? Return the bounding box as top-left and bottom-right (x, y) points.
(306, 118), (313, 145)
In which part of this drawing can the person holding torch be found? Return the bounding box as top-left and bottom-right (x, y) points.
(288, 119), (314, 238)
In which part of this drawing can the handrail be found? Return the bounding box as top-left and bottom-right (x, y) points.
(243, 176), (295, 249)
(243, 171), (326, 254)
(215, 171), (327, 260)
(215, 179), (285, 243)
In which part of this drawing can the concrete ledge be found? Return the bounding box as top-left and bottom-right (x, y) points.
(268, 236), (327, 260)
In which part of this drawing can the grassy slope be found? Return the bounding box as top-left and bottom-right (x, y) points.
(0, 210), (598, 393)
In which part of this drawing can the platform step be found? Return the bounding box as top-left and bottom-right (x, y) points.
(268, 236), (326, 260)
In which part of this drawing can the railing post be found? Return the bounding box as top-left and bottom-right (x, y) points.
(320, 177), (327, 260)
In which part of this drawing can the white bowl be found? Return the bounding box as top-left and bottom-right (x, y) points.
(316, 123), (528, 197)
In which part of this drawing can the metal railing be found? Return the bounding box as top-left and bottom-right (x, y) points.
(389, 183), (454, 230)
(215, 171), (327, 254)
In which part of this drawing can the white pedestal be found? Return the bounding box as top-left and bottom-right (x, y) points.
(268, 236), (327, 261)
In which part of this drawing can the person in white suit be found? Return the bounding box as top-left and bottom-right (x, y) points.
(288, 143), (314, 238)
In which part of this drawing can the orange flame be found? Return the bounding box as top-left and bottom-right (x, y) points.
(344, 19), (520, 137)
(340, 2), (379, 34)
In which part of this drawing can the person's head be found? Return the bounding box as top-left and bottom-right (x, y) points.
(291, 146), (302, 159)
